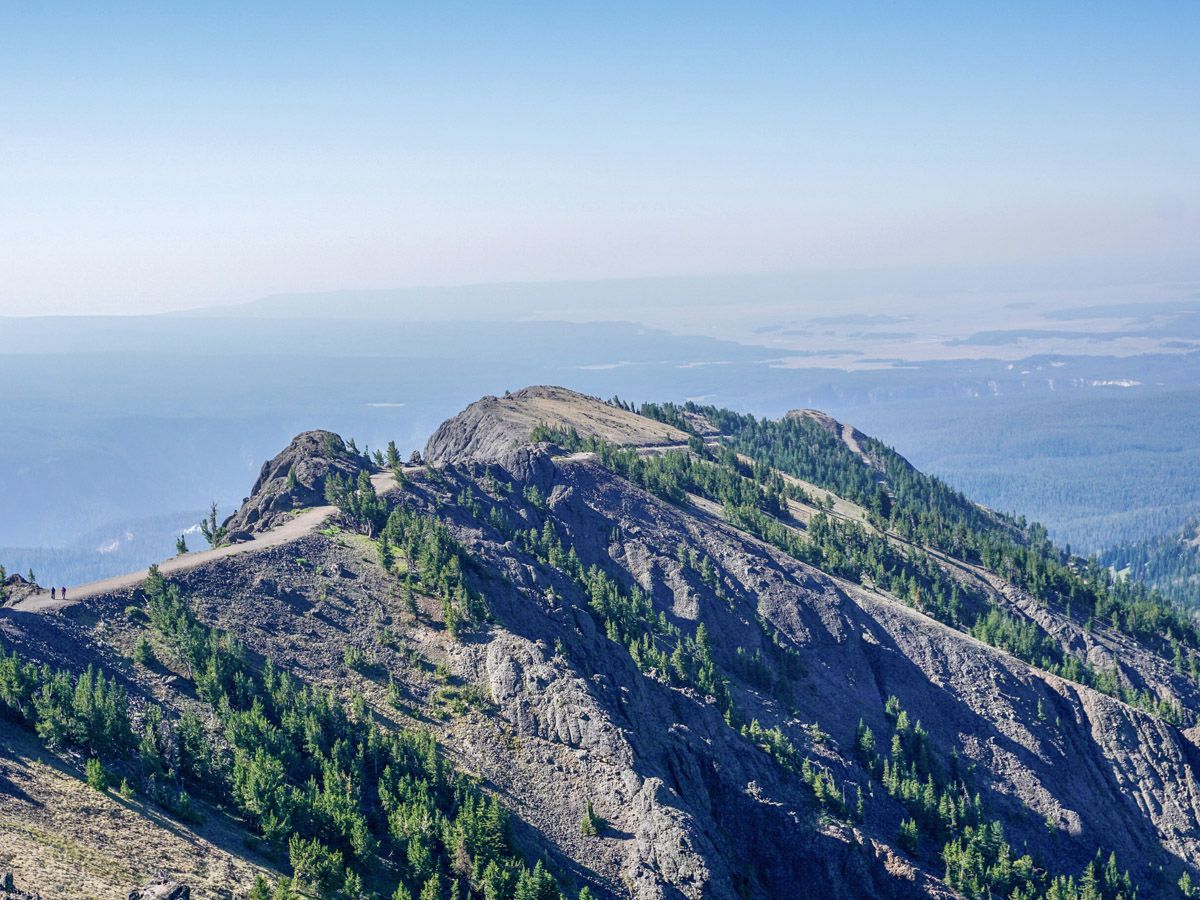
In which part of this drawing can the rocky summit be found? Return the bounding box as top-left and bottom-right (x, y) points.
(2, 386), (1199, 899)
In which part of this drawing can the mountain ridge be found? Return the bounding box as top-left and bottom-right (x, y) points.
(2, 386), (1199, 899)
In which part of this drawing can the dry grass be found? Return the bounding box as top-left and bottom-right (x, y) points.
(502, 387), (690, 447)
(0, 729), (278, 899)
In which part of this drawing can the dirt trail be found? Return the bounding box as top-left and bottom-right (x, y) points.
(11, 472), (397, 614)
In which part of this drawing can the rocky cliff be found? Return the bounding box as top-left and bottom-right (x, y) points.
(221, 429), (369, 539)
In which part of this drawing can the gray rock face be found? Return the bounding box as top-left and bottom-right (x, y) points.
(424, 386), (689, 465)
(222, 429), (368, 539)
(507, 455), (1200, 893)
(0, 574), (40, 608)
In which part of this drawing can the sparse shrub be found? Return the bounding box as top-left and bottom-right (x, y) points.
(805, 722), (829, 745)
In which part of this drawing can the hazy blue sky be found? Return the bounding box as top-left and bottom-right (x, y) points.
(1, 2), (1197, 315)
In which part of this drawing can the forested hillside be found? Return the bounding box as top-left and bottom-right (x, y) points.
(1101, 521), (1200, 608)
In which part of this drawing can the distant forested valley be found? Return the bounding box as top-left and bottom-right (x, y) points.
(852, 385), (1200, 553)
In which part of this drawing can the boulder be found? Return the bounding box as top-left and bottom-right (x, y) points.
(127, 876), (190, 900)
(0, 872), (41, 900)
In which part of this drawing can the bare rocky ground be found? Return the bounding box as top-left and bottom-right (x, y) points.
(422, 387), (690, 466)
(2, 386), (1199, 898)
(0, 728), (273, 898)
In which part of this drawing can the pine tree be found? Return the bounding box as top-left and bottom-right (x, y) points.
(387, 674), (403, 708)
(133, 635), (155, 666)
(580, 800), (600, 837)
(85, 757), (108, 791)
(199, 501), (228, 548)
(342, 869), (367, 899)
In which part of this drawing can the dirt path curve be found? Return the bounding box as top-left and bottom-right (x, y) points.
(12, 472), (398, 614)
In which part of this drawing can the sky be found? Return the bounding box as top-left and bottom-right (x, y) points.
(1, 2), (1198, 316)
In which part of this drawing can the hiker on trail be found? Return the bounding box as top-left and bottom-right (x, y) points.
(61, 586), (67, 600)
(51, 587), (56, 600)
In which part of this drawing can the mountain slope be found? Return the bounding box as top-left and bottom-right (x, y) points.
(3, 386), (1199, 899)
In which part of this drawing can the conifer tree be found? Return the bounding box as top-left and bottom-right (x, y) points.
(199, 501), (227, 548)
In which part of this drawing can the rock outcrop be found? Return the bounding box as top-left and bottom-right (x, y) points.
(0, 574), (40, 609)
(424, 386), (689, 465)
(127, 878), (189, 900)
(222, 429), (369, 539)
(0, 872), (40, 900)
